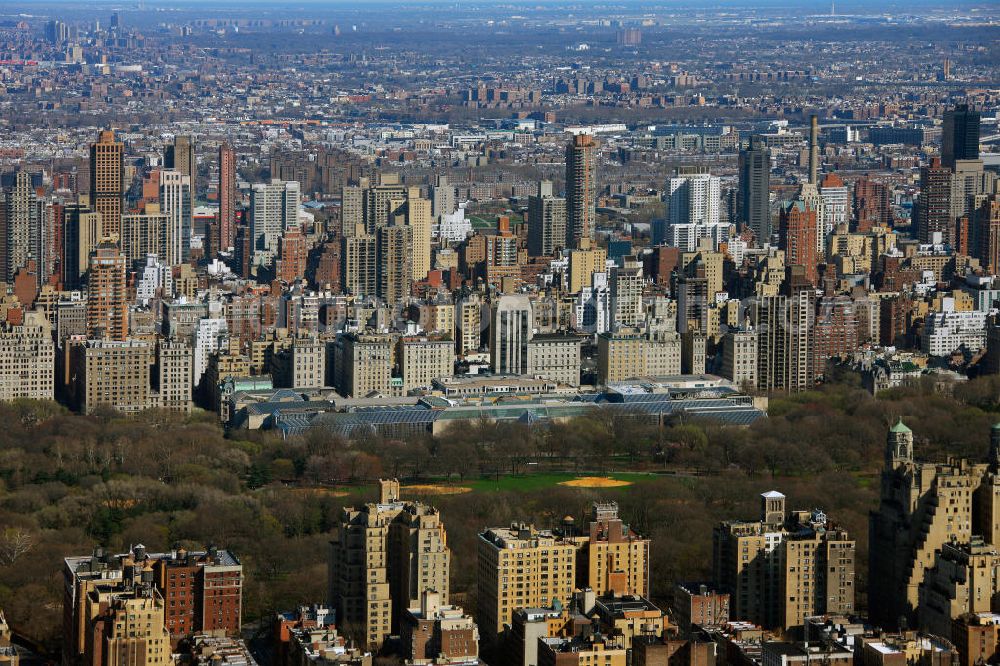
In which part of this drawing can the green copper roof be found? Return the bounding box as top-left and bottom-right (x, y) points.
(890, 418), (911, 434)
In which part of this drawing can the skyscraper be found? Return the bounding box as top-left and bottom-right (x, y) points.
(89, 130), (124, 242)
(165, 135), (196, 194)
(376, 221), (413, 304)
(778, 199), (818, 285)
(2, 171), (44, 282)
(664, 169), (721, 227)
(218, 142), (237, 254)
(341, 231), (377, 297)
(738, 136), (772, 241)
(527, 181), (567, 257)
(490, 294), (533, 375)
(328, 480), (451, 650)
(915, 157), (953, 245)
(85, 242), (128, 341)
(565, 134), (597, 249)
(250, 179), (300, 268)
(431, 174), (456, 219)
(943, 103), (980, 168)
(159, 169), (192, 266)
(868, 421), (1000, 629)
(405, 188), (433, 282)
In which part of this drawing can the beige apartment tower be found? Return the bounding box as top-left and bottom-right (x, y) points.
(90, 130), (124, 241)
(477, 524), (577, 643)
(713, 490), (855, 630)
(566, 134), (597, 249)
(328, 480), (450, 651)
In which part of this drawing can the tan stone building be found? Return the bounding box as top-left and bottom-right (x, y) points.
(71, 339), (151, 414)
(328, 480), (450, 651)
(153, 339), (192, 413)
(918, 539), (1000, 637)
(869, 421), (999, 629)
(713, 490), (855, 630)
(333, 332), (393, 397)
(597, 330), (681, 384)
(0, 312), (54, 401)
(565, 503), (650, 599)
(477, 524), (578, 643)
(526, 334), (582, 386)
(398, 337), (454, 394)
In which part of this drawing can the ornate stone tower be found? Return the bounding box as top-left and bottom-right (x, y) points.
(886, 418), (913, 469)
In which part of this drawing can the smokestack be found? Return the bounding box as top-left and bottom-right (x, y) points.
(809, 115), (819, 185)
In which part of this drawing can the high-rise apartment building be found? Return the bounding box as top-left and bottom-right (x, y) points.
(2, 170), (45, 283)
(527, 181), (567, 258)
(869, 422), (1000, 630)
(398, 337), (454, 393)
(363, 175), (408, 233)
(250, 180), (300, 267)
(83, 585), (170, 666)
(377, 222), (413, 304)
(564, 502), (650, 598)
(596, 329), (681, 384)
(712, 490), (855, 630)
(406, 189), (433, 282)
(70, 340), (150, 414)
(159, 169), (192, 266)
(738, 136), (772, 241)
(853, 176), (891, 232)
(663, 169), (721, 230)
(456, 294), (484, 358)
(154, 339), (192, 413)
(122, 208), (167, 266)
(278, 225), (308, 284)
(610, 256), (644, 329)
(218, 142), (237, 253)
(975, 195), (1000, 274)
(477, 524), (578, 643)
(915, 158), (954, 245)
(943, 103), (981, 168)
(63, 544), (242, 662)
(89, 130), (124, 242)
(778, 199), (818, 285)
(85, 242), (128, 341)
(566, 135), (597, 249)
(332, 333), (393, 397)
(0, 312), (54, 401)
(165, 135), (196, 192)
(720, 329), (758, 388)
(749, 290), (815, 393)
(819, 173), (849, 239)
(328, 480), (450, 650)
(341, 230), (377, 297)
